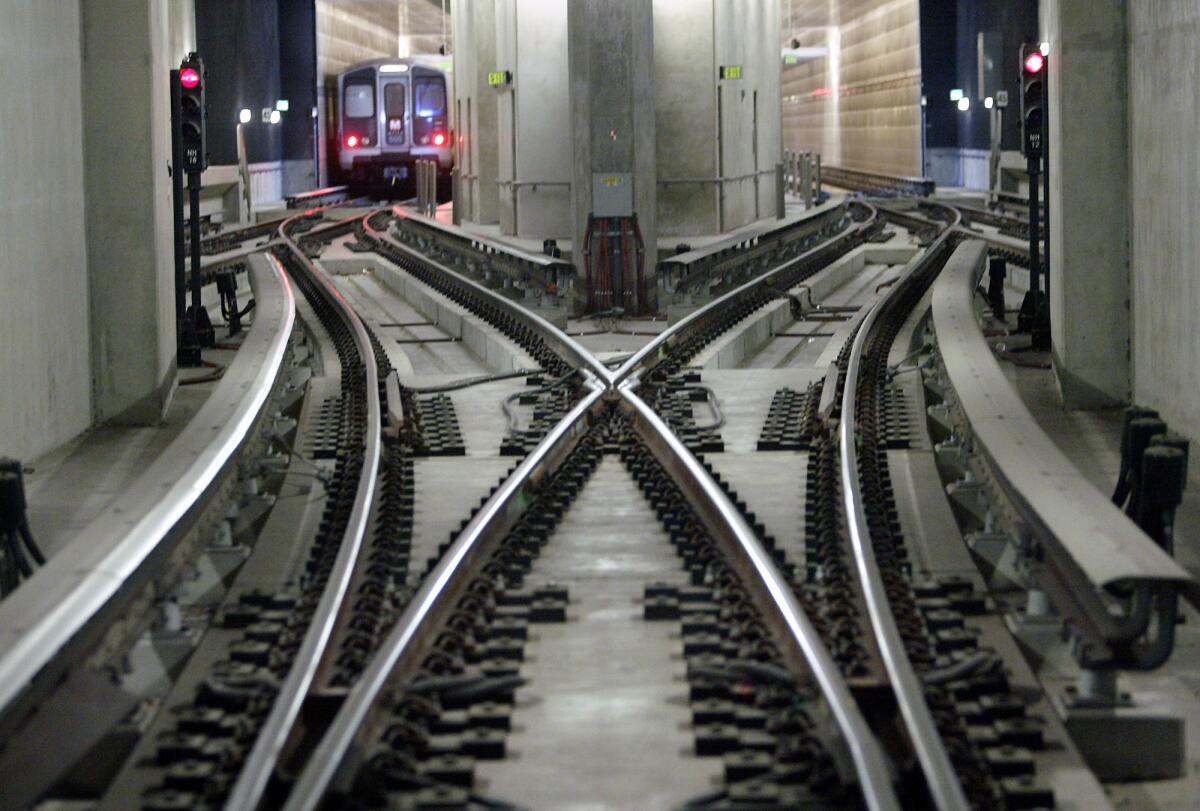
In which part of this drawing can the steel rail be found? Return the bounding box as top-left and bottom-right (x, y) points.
(223, 211), (383, 811)
(281, 376), (608, 811)
(276, 201), (900, 811)
(612, 202), (878, 382)
(618, 379), (900, 811)
(838, 207), (971, 811)
(268, 204), (624, 809)
(0, 254), (295, 720)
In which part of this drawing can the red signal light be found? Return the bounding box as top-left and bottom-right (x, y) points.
(345, 134), (359, 148)
(1024, 52), (1045, 74)
(432, 132), (447, 146)
(180, 67), (201, 88)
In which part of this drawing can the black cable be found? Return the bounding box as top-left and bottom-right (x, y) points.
(8, 533), (31, 578)
(18, 522), (43, 566)
(503, 369), (579, 432)
(403, 368), (543, 394)
(0, 544), (17, 596)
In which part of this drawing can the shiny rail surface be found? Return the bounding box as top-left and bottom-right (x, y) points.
(839, 206), (971, 810)
(223, 210), (383, 811)
(0, 254), (296, 719)
(277, 202), (901, 811)
(282, 377), (608, 811)
(617, 380), (899, 811)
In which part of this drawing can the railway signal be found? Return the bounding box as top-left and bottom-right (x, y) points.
(1019, 43), (1049, 348)
(1020, 46), (1045, 159)
(179, 53), (208, 173)
(172, 52), (214, 367)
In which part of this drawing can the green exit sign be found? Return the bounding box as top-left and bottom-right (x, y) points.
(719, 65), (743, 80)
(488, 70), (511, 86)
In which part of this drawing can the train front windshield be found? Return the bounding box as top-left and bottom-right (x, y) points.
(415, 79), (446, 117)
(413, 77), (448, 146)
(344, 84), (374, 119)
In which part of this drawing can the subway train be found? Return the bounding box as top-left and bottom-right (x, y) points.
(334, 57), (453, 187)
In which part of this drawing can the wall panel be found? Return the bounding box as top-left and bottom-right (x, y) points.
(0, 0), (90, 459)
(781, 0), (921, 176)
(1128, 1), (1200, 438)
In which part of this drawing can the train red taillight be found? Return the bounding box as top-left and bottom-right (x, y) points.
(432, 132), (446, 147)
(345, 134), (359, 148)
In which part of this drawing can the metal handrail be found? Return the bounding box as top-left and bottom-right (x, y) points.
(619, 379), (899, 811)
(281, 376), (608, 811)
(0, 255), (295, 716)
(837, 209), (970, 811)
(223, 213), (383, 811)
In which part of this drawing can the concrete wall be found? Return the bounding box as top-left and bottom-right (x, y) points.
(316, 0), (402, 77)
(926, 147), (990, 190)
(714, 0), (780, 231)
(83, 0), (196, 425)
(653, 0), (717, 235)
(495, 0), (572, 239)
(654, 0), (780, 236)
(1041, 0), (1130, 408)
(1128, 2), (1200, 438)
(781, 0), (922, 176)
(0, 1), (91, 460)
(453, 0), (500, 224)
(568, 0), (657, 302)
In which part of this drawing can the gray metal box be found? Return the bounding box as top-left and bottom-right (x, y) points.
(592, 172), (633, 217)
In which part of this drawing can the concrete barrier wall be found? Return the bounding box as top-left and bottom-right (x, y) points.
(324, 257), (536, 374)
(693, 244), (916, 369)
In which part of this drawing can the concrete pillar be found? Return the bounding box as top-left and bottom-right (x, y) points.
(495, 0), (571, 239)
(653, 0), (780, 237)
(82, 0), (195, 424)
(568, 0), (657, 279)
(1041, 0), (1130, 407)
(1127, 3), (1200, 441)
(453, 0), (501, 225)
(0, 2), (91, 460)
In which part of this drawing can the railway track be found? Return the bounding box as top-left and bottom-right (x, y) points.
(2, 193), (1189, 811)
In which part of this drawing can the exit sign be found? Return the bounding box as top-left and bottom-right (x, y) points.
(719, 65), (743, 80)
(488, 70), (512, 86)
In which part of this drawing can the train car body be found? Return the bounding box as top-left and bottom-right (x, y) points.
(335, 57), (453, 186)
